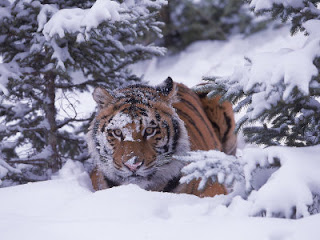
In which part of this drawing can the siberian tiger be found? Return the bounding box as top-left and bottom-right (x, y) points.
(87, 77), (237, 197)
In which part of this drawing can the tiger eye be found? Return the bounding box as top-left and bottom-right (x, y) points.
(113, 129), (122, 137)
(145, 127), (155, 136)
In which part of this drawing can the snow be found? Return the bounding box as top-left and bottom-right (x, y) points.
(1, 160), (319, 240)
(179, 150), (242, 190)
(41, 0), (166, 42)
(107, 112), (137, 141)
(0, 62), (19, 95)
(183, 19), (320, 125)
(41, 0), (121, 41)
(2, 7), (320, 239)
(245, 146), (320, 218)
(250, 0), (305, 11)
(178, 145), (320, 219)
(247, 24), (320, 100)
(133, 25), (305, 87)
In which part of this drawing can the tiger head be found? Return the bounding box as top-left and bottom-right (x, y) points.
(87, 77), (190, 191)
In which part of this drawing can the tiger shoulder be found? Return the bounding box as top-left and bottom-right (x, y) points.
(87, 77), (237, 197)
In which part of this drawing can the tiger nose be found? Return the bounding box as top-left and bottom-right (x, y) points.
(123, 156), (143, 172)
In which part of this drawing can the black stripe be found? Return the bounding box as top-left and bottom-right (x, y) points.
(157, 108), (173, 118)
(114, 161), (123, 169)
(177, 86), (203, 106)
(114, 100), (153, 112)
(150, 120), (156, 125)
(136, 106), (148, 117)
(127, 98), (152, 107)
(113, 103), (123, 111)
(120, 107), (130, 113)
(101, 123), (106, 133)
(155, 111), (161, 121)
(107, 129), (113, 137)
(197, 92), (208, 98)
(210, 121), (221, 136)
(104, 177), (119, 188)
(177, 96), (215, 139)
(120, 84), (155, 92)
(108, 116), (114, 123)
(162, 175), (181, 192)
(222, 112), (232, 143)
(112, 99), (130, 111)
(176, 109), (209, 148)
(93, 120), (100, 149)
(171, 118), (180, 152)
(162, 120), (170, 153)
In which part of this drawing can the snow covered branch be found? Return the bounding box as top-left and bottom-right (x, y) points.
(40, 0), (122, 41)
(249, 0), (305, 11)
(177, 150), (243, 190)
(177, 145), (320, 218)
(38, 0), (166, 71)
(248, 0), (320, 35)
(0, 158), (21, 186)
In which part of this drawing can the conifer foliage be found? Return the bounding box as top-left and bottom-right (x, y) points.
(0, 0), (166, 186)
(161, 0), (270, 51)
(196, 0), (320, 147)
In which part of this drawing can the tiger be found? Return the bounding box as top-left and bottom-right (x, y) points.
(87, 77), (237, 197)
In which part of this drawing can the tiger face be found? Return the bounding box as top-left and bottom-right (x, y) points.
(87, 78), (190, 191)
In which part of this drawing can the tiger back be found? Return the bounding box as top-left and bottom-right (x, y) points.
(87, 77), (237, 197)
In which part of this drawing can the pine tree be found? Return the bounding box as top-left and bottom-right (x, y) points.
(0, 0), (166, 186)
(195, 0), (320, 147)
(160, 0), (270, 51)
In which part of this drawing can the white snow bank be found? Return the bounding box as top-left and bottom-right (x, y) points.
(245, 145), (320, 218)
(0, 160), (319, 240)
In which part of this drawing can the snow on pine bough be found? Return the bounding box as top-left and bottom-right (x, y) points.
(176, 146), (320, 219)
(176, 150), (243, 191)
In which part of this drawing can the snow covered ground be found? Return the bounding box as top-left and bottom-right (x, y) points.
(1, 161), (319, 240)
(0, 159), (320, 240)
(1, 26), (320, 239)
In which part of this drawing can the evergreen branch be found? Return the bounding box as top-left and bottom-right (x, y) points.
(176, 150), (243, 190)
(5, 172), (48, 183)
(0, 126), (47, 135)
(56, 117), (92, 130)
(8, 158), (50, 166)
(0, 158), (21, 174)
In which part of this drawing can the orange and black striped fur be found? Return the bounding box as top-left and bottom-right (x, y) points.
(87, 77), (237, 197)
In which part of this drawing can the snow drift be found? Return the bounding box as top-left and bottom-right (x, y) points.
(1, 160), (319, 240)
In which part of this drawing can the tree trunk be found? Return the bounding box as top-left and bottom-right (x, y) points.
(45, 73), (61, 173)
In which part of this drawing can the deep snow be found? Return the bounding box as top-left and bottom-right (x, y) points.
(1, 161), (319, 240)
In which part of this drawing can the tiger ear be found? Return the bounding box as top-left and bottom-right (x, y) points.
(92, 86), (114, 108)
(156, 77), (177, 103)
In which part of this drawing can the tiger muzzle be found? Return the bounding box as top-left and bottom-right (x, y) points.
(123, 156), (143, 172)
